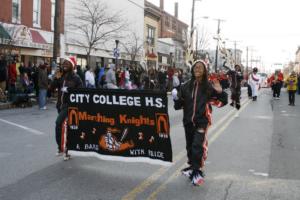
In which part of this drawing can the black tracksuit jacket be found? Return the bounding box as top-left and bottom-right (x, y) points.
(174, 79), (228, 128)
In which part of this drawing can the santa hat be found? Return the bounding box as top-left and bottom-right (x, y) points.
(64, 56), (77, 68)
(191, 60), (208, 80)
(192, 59), (207, 70)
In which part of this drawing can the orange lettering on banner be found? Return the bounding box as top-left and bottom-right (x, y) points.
(78, 111), (115, 126)
(119, 114), (155, 127)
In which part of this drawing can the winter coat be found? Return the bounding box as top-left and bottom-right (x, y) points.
(59, 72), (83, 109)
(8, 63), (17, 84)
(0, 59), (7, 82)
(227, 70), (243, 89)
(38, 67), (48, 89)
(286, 75), (298, 91)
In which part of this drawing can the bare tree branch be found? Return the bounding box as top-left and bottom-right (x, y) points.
(68, 0), (127, 65)
(121, 32), (143, 66)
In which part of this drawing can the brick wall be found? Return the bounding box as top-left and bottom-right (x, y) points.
(0, 0), (64, 33)
(0, 0), (12, 23)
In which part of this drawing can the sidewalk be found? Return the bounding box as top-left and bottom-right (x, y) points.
(0, 97), (57, 110)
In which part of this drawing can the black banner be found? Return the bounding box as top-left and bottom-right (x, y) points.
(66, 89), (172, 165)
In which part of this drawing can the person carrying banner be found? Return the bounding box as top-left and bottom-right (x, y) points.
(55, 57), (83, 160)
(227, 64), (243, 110)
(172, 60), (228, 186)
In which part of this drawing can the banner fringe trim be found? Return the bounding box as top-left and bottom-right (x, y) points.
(68, 151), (173, 167)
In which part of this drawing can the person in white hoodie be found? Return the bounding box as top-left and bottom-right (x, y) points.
(85, 66), (96, 88)
(248, 67), (261, 101)
(106, 64), (118, 89)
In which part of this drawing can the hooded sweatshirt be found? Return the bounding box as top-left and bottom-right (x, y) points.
(174, 60), (228, 128)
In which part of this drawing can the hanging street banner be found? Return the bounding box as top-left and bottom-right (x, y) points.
(66, 88), (172, 166)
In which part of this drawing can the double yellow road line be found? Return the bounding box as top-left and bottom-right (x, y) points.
(122, 98), (252, 200)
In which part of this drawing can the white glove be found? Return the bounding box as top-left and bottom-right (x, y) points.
(171, 88), (178, 100)
(61, 86), (68, 93)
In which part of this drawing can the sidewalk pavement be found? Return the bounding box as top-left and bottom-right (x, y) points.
(0, 97), (57, 110)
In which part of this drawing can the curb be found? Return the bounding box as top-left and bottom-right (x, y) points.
(0, 98), (56, 110)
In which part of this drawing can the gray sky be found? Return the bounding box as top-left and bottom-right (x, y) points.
(148, 0), (300, 70)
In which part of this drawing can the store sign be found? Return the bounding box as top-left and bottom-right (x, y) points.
(12, 25), (50, 50)
(14, 39), (49, 50)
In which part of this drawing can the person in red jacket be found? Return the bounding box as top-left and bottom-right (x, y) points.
(8, 61), (17, 96)
(270, 70), (284, 99)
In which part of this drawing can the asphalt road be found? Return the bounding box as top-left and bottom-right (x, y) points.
(0, 88), (300, 200)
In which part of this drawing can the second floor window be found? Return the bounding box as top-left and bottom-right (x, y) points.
(12, 0), (21, 23)
(33, 0), (41, 27)
(147, 26), (155, 46)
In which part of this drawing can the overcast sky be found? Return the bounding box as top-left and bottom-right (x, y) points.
(148, 0), (300, 70)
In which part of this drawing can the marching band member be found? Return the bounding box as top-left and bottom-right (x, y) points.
(172, 60), (228, 186)
(248, 67), (261, 101)
(227, 64), (243, 109)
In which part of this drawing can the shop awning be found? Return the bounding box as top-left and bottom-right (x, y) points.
(30, 30), (47, 44)
(0, 24), (11, 40)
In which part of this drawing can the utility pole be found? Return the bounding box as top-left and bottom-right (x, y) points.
(191, 0), (196, 34)
(195, 28), (198, 60)
(190, 0), (201, 58)
(232, 40), (241, 65)
(214, 19), (224, 73)
(246, 46), (248, 75)
(53, 0), (61, 65)
(234, 41), (237, 65)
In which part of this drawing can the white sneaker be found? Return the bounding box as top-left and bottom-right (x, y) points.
(63, 154), (71, 161)
(191, 169), (205, 186)
(40, 106), (47, 110)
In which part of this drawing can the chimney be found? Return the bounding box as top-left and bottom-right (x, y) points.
(160, 0), (164, 11)
(175, 2), (178, 18)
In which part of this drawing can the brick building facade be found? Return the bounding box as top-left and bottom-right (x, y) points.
(0, 0), (64, 66)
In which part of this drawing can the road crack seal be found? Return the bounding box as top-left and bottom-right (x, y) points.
(223, 181), (233, 200)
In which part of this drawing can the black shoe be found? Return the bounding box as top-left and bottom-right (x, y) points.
(230, 102), (234, 107)
(236, 103), (241, 110)
(181, 166), (193, 178)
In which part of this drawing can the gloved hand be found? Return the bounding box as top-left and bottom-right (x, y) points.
(171, 88), (178, 100)
(61, 86), (68, 93)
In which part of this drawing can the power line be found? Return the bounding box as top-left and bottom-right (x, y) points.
(127, 0), (144, 9)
